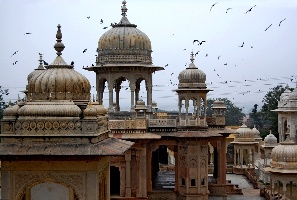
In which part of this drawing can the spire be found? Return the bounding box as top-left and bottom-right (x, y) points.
(54, 24), (65, 56)
(190, 51), (195, 64)
(121, 0), (128, 17)
(37, 53), (44, 69)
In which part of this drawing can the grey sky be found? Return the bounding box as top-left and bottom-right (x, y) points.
(0, 0), (296, 113)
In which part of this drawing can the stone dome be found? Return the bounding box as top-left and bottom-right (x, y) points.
(271, 138), (297, 169)
(251, 126), (261, 139)
(27, 54), (45, 82)
(289, 87), (297, 100)
(17, 101), (81, 118)
(3, 103), (19, 120)
(84, 101), (107, 119)
(27, 24), (91, 101)
(234, 123), (254, 142)
(263, 133), (277, 146)
(178, 52), (206, 88)
(97, 1), (152, 65)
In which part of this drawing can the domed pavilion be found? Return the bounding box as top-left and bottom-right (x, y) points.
(85, 0), (163, 113)
(0, 24), (133, 200)
(265, 137), (297, 199)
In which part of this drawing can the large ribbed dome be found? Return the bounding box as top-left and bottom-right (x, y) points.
(97, 1), (152, 65)
(178, 52), (206, 88)
(271, 138), (297, 169)
(27, 24), (91, 101)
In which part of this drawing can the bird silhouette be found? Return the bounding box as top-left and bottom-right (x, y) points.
(171, 73), (174, 76)
(226, 8), (232, 13)
(87, 16), (90, 19)
(218, 55), (222, 60)
(205, 53), (208, 57)
(195, 51), (200, 56)
(24, 33), (32, 35)
(13, 61), (18, 65)
(224, 63), (227, 65)
(11, 51), (18, 57)
(193, 40), (199, 44)
(165, 64), (169, 67)
(238, 41), (244, 47)
(183, 49), (186, 51)
(43, 60), (48, 65)
(279, 18), (286, 26)
(245, 5), (256, 14)
(103, 27), (108, 29)
(71, 61), (74, 65)
(83, 49), (87, 53)
(100, 19), (103, 24)
(265, 24), (272, 31)
(210, 2), (218, 11)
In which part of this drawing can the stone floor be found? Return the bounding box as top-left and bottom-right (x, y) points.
(153, 171), (265, 200)
(209, 174), (265, 200)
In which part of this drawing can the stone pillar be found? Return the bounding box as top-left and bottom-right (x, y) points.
(130, 84), (136, 112)
(120, 166), (126, 197)
(115, 87), (120, 112)
(174, 150), (178, 192)
(218, 140), (227, 184)
(138, 146), (147, 197)
(125, 150), (132, 197)
(234, 148), (236, 166)
(240, 149), (243, 168)
(147, 147), (152, 193)
(108, 85), (114, 112)
(146, 85), (152, 112)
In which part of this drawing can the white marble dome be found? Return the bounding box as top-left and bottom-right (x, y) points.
(263, 133), (277, 147)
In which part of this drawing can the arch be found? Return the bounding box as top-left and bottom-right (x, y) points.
(16, 175), (82, 200)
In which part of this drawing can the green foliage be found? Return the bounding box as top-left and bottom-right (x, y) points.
(0, 86), (10, 133)
(206, 98), (245, 126)
(249, 85), (293, 139)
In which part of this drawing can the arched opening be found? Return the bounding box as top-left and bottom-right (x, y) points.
(110, 166), (121, 196)
(151, 145), (175, 191)
(30, 182), (72, 200)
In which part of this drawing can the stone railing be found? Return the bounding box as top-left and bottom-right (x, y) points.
(108, 118), (147, 133)
(148, 119), (176, 127)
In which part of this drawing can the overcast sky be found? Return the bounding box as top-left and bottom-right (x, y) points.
(0, 0), (296, 113)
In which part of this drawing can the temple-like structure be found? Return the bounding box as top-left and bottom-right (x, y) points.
(0, 24), (133, 200)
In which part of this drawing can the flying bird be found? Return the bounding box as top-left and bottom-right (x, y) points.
(279, 18), (286, 26)
(193, 40), (199, 44)
(195, 51), (200, 57)
(183, 49), (186, 51)
(83, 49), (87, 53)
(103, 27), (108, 29)
(224, 63), (227, 65)
(24, 33), (32, 35)
(87, 16), (90, 19)
(238, 41), (244, 47)
(71, 61), (74, 65)
(210, 2), (218, 11)
(205, 53), (208, 57)
(244, 5), (256, 14)
(226, 8), (232, 13)
(218, 55), (222, 60)
(100, 19), (103, 24)
(265, 24), (272, 31)
(13, 61), (18, 65)
(165, 64), (169, 67)
(11, 51), (18, 57)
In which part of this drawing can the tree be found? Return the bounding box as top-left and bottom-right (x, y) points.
(0, 86), (10, 133)
(206, 98), (245, 126)
(260, 85), (293, 139)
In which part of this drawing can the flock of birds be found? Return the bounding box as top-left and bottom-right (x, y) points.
(5, 2), (295, 110)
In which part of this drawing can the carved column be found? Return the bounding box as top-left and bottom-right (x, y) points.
(115, 84), (120, 112)
(146, 85), (152, 112)
(125, 150), (132, 197)
(138, 145), (147, 197)
(130, 84), (136, 112)
(147, 146), (152, 193)
(174, 149), (178, 192)
(108, 85), (114, 112)
(120, 165), (126, 197)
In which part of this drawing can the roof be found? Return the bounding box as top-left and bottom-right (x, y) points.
(109, 133), (161, 140)
(0, 138), (134, 156)
(154, 129), (231, 138)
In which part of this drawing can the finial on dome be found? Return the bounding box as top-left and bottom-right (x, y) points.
(190, 51), (195, 64)
(121, 0), (128, 17)
(38, 53), (44, 69)
(54, 24), (65, 56)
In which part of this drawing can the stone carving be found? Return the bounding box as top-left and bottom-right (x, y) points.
(14, 171), (85, 200)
